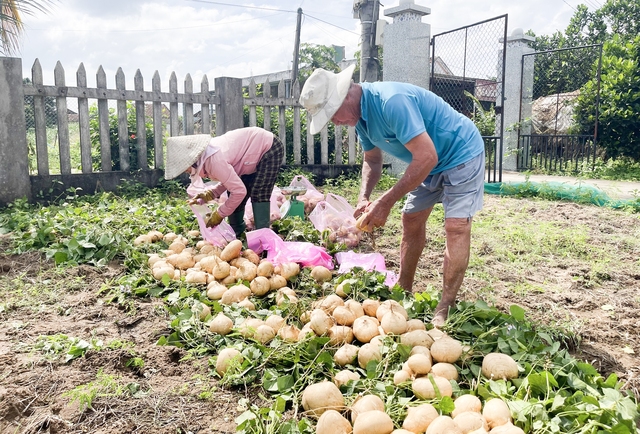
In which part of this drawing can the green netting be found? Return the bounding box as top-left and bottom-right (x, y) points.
(484, 181), (640, 211)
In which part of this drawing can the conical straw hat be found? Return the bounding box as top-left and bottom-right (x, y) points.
(164, 134), (211, 179)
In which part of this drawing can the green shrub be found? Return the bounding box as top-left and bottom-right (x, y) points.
(578, 156), (640, 181)
(574, 35), (640, 161)
(88, 102), (156, 171)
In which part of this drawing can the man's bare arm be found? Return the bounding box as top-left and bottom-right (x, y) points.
(359, 132), (438, 229)
(377, 132), (437, 207)
(355, 147), (384, 214)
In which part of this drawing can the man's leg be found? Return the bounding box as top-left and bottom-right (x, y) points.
(432, 216), (472, 327)
(398, 207), (432, 292)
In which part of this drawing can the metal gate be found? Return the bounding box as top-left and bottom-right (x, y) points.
(518, 44), (603, 172)
(430, 15), (508, 183)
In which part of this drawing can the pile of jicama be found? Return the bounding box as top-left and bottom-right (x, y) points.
(308, 387), (522, 434)
(302, 329), (521, 434)
(136, 229), (525, 434)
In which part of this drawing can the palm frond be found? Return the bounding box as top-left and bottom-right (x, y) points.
(0, 0), (56, 55)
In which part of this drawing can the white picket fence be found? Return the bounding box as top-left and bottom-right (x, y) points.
(21, 59), (359, 177)
(0, 57), (361, 205)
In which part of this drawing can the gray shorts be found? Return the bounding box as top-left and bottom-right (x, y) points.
(403, 152), (485, 219)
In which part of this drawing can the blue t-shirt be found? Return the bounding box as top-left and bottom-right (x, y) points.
(356, 82), (484, 174)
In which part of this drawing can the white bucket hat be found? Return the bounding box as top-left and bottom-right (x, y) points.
(164, 134), (212, 179)
(299, 64), (356, 135)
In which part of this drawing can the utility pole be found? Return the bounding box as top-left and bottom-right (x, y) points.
(357, 0), (380, 82)
(291, 8), (303, 88)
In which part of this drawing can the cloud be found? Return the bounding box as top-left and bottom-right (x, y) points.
(62, 0), (143, 17)
(17, 0), (577, 91)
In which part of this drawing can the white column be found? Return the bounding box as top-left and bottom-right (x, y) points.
(499, 28), (535, 171)
(382, 0), (431, 175)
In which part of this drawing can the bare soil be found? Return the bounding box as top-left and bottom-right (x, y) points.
(1, 195), (639, 433)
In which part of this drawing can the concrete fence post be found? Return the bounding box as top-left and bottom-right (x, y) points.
(214, 77), (243, 135)
(382, 0), (431, 176)
(0, 57), (31, 206)
(500, 29), (535, 171)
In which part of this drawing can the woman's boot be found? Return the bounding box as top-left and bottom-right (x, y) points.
(227, 208), (246, 238)
(252, 202), (271, 229)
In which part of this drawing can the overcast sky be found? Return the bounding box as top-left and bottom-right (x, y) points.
(16, 0), (587, 91)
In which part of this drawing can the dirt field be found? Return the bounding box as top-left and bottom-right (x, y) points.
(1, 194), (638, 433)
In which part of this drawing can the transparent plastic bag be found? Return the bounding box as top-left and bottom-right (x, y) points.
(325, 192), (355, 216)
(308, 197), (361, 248)
(190, 204), (236, 247)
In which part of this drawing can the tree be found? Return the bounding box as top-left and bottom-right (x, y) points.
(520, 0), (640, 164)
(525, 0), (640, 100)
(296, 43), (364, 86)
(527, 0), (640, 162)
(528, 0), (640, 50)
(564, 4), (607, 47)
(526, 5), (606, 99)
(573, 35), (640, 161)
(597, 0), (640, 40)
(0, 0), (56, 55)
(88, 102), (155, 171)
(297, 43), (340, 85)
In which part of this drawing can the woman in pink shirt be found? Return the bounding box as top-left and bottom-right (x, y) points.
(165, 127), (283, 237)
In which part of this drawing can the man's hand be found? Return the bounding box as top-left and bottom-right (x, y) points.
(205, 210), (223, 227)
(188, 190), (216, 205)
(354, 200), (371, 218)
(360, 198), (392, 231)
(356, 212), (374, 232)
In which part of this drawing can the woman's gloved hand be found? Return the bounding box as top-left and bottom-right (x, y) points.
(188, 189), (216, 205)
(205, 210), (223, 227)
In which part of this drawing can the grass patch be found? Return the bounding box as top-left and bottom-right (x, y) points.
(0, 266), (87, 314)
(27, 334), (141, 365)
(63, 369), (141, 410)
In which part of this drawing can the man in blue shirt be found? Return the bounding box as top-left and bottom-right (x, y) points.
(300, 65), (485, 327)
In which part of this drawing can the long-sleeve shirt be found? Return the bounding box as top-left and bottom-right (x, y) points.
(198, 127), (274, 217)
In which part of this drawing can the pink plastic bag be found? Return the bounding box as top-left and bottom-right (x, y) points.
(335, 251), (398, 287)
(190, 204), (236, 247)
(246, 228), (334, 269)
(308, 199), (361, 248)
(288, 175), (324, 214)
(187, 177), (220, 199)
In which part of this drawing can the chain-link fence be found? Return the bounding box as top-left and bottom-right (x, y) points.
(518, 44), (602, 172)
(430, 14), (508, 182)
